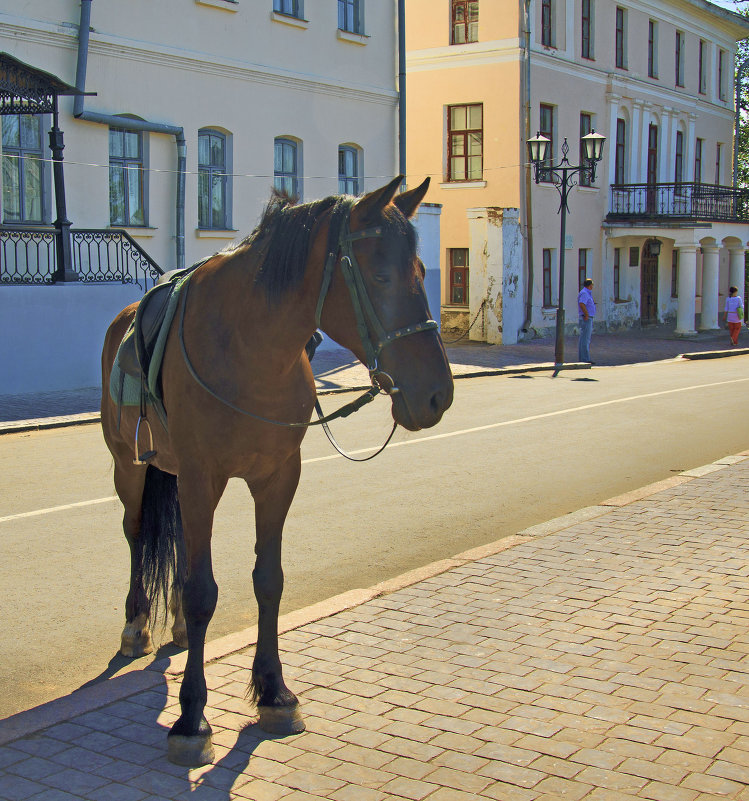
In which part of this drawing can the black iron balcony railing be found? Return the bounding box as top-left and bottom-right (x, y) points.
(0, 226), (164, 288)
(608, 182), (749, 222)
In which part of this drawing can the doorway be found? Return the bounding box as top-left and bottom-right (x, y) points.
(641, 248), (659, 325)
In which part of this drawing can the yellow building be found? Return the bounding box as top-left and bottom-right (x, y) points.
(406, 0), (749, 345)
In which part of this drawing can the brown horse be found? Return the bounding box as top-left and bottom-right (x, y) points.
(100, 175), (453, 767)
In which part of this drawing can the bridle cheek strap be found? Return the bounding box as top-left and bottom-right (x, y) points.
(315, 213), (438, 395)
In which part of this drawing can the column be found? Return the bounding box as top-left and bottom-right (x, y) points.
(675, 245), (698, 335)
(699, 245), (720, 330)
(639, 106), (651, 184)
(685, 113), (697, 183)
(659, 108), (675, 184)
(729, 247), (746, 294)
(631, 102), (644, 183)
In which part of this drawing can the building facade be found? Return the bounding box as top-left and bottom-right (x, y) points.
(406, 0), (749, 344)
(0, 0), (398, 277)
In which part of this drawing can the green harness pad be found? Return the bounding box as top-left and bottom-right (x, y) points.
(109, 271), (193, 428)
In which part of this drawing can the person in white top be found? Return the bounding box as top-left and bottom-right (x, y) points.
(723, 286), (744, 346)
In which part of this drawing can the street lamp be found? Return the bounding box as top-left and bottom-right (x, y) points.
(527, 129), (606, 375)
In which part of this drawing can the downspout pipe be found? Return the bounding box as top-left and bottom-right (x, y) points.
(398, 0), (406, 188)
(74, 0), (185, 269)
(521, 0), (534, 336)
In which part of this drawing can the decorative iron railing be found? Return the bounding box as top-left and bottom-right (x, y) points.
(608, 183), (749, 222)
(0, 226), (163, 288)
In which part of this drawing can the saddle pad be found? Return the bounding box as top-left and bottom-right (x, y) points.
(109, 271), (193, 427)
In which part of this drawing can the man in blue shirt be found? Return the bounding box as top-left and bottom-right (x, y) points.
(578, 278), (596, 363)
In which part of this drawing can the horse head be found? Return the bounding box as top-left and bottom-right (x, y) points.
(319, 176), (454, 431)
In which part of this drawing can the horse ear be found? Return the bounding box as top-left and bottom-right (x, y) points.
(353, 175), (404, 223)
(392, 177), (430, 219)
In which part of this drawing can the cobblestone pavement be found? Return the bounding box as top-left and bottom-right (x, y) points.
(1, 323), (747, 430)
(2, 452), (749, 800)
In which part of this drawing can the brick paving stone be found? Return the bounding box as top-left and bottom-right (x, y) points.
(639, 781), (700, 801)
(375, 775), (438, 800)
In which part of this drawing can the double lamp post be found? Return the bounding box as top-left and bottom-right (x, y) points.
(526, 129), (606, 374)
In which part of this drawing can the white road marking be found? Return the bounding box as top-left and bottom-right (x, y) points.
(2, 376), (746, 522)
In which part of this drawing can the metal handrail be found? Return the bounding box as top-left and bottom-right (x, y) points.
(608, 182), (749, 222)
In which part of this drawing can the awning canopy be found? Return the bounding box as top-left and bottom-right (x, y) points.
(0, 52), (94, 115)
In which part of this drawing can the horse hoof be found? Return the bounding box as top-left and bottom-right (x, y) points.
(171, 626), (188, 649)
(257, 704), (305, 736)
(120, 614), (153, 658)
(167, 733), (215, 767)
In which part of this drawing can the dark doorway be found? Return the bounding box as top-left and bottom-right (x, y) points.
(641, 248), (659, 325)
(646, 123), (658, 213)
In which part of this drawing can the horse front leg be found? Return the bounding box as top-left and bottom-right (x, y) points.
(167, 471), (225, 767)
(248, 453), (305, 735)
(114, 460), (153, 658)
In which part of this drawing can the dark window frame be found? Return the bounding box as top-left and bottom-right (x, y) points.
(614, 117), (626, 185)
(715, 142), (722, 185)
(675, 30), (684, 87)
(338, 0), (362, 34)
(451, 0), (478, 45)
(339, 145), (361, 194)
(539, 103), (555, 183)
(581, 0), (592, 60)
(671, 250), (678, 297)
(614, 247), (621, 301)
(274, 0), (301, 17)
(674, 130), (684, 188)
(2, 113), (46, 225)
(718, 49), (726, 101)
(694, 137), (703, 184)
(449, 247), (469, 306)
(274, 137), (299, 199)
(578, 248), (588, 291)
(543, 248), (553, 307)
(615, 7), (626, 69)
(447, 103), (483, 182)
(542, 0), (553, 47)
(579, 112), (593, 186)
(109, 127), (146, 227)
(647, 20), (657, 78)
(698, 39), (706, 94)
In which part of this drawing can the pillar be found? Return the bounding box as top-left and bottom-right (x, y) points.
(699, 245), (720, 330)
(675, 245), (698, 335)
(467, 207), (523, 345)
(729, 247), (746, 294)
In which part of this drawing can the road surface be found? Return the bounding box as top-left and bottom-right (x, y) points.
(1, 355), (748, 718)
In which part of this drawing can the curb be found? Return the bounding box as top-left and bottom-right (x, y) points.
(682, 346), (749, 360)
(2, 449), (747, 747)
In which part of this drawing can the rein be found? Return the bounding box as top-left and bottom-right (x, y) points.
(177, 199), (436, 458)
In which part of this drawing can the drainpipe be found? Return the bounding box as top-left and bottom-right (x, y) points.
(74, 0), (186, 269)
(398, 0), (406, 188)
(521, 0), (534, 336)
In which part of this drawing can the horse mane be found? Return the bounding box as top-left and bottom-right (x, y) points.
(246, 187), (418, 304)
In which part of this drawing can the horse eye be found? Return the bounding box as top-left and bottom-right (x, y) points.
(373, 273), (391, 285)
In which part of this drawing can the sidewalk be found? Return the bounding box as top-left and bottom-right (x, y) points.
(2, 451), (749, 800)
(1, 322), (747, 432)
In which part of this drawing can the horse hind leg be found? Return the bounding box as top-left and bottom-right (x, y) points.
(169, 586), (188, 649)
(115, 461), (154, 658)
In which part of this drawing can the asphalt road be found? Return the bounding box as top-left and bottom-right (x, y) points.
(2, 355), (749, 719)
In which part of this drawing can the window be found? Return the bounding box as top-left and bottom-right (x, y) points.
(449, 248), (469, 305)
(715, 142), (722, 185)
(539, 103), (554, 183)
(615, 7), (626, 69)
(629, 246), (639, 267)
(718, 49), (727, 101)
(581, 0), (593, 59)
(648, 20), (657, 78)
(698, 40), (706, 94)
(543, 249), (553, 307)
(447, 104), (483, 181)
(274, 0), (301, 16)
(675, 31), (684, 87)
(338, 145), (360, 194)
(614, 118), (626, 185)
(452, 1), (478, 45)
(579, 113), (592, 186)
(542, 0), (553, 47)
(198, 129), (229, 230)
(274, 137), (299, 198)
(694, 138), (703, 184)
(671, 250), (678, 297)
(674, 130), (684, 188)
(614, 248), (621, 301)
(2, 114), (44, 224)
(578, 249), (588, 290)
(338, 0), (362, 33)
(109, 128), (145, 226)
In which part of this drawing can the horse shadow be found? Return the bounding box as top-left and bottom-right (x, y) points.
(71, 647), (287, 799)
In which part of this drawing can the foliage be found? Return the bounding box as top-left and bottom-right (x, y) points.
(734, 1), (749, 186)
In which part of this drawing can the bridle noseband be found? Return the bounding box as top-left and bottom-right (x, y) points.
(314, 202), (438, 396)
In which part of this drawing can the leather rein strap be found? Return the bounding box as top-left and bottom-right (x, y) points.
(178, 200), (437, 456)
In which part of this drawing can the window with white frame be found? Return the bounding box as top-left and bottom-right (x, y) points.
(2, 114), (45, 224)
(198, 129), (230, 230)
(274, 137), (300, 198)
(109, 127), (146, 226)
(338, 0), (362, 33)
(338, 145), (361, 194)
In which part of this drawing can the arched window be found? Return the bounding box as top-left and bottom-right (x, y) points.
(2, 114), (45, 224)
(338, 145), (361, 194)
(198, 128), (231, 230)
(274, 137), (300, 198)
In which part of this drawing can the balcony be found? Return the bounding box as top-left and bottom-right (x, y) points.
(607, 183), (749, 224)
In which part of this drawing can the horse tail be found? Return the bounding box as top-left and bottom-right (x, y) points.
(140, 465), (186, 625)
